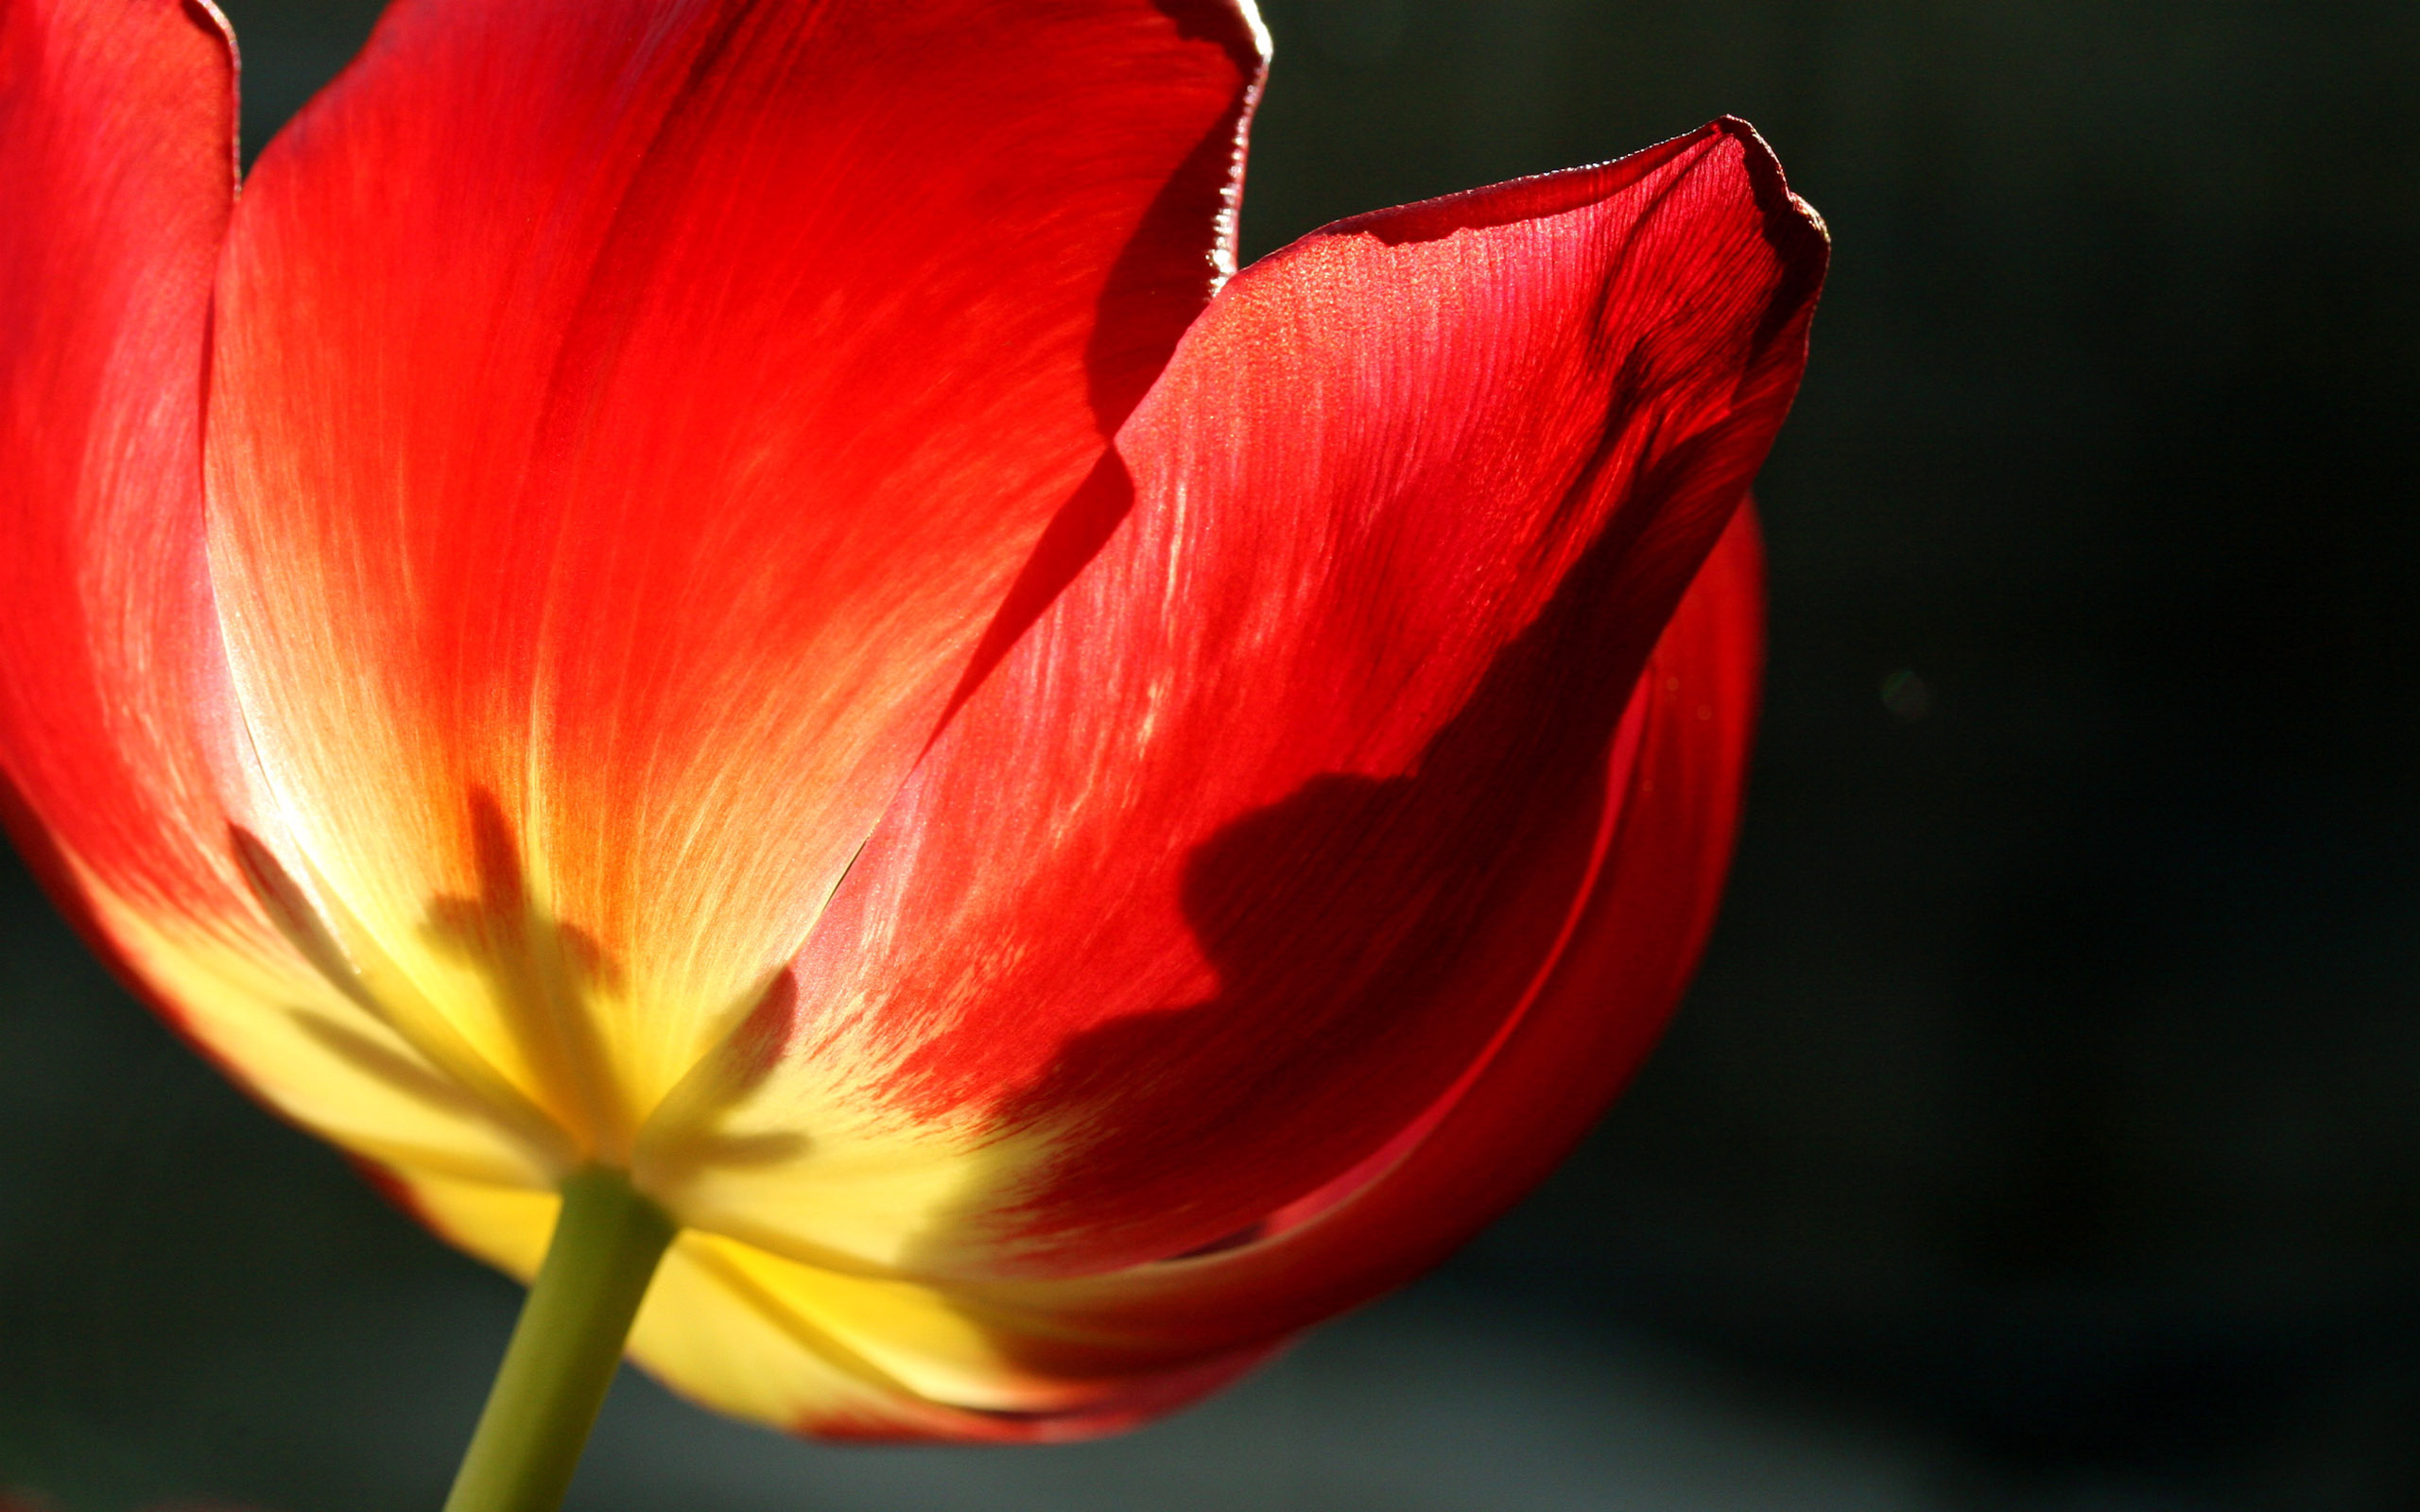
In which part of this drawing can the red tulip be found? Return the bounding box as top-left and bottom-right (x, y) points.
(0, 0), (1824, 1444)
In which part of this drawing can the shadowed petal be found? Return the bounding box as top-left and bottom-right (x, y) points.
(945, 505), (1767, 1373)
(663, 121), (1824, 1280)
(405, 507), (1763, 1438)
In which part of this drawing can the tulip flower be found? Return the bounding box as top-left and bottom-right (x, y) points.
(0, 0), (1824, 1503)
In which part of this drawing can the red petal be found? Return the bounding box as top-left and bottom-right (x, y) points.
(945, 504), (1767, 1376)
(203, 0), (1265, 1148)
(0, 1), (554, 1191)
(0, 0), (240, 940)
(747, 121), (1824, 1277)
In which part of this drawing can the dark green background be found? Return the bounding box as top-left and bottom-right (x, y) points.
(6, 2), (2418, 1507)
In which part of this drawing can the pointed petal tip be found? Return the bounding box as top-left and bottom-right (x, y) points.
(1705, 114), (1831, 262)
(1294, 114), (1827, 290)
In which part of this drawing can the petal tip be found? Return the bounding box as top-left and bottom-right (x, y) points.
(1706, 114), (1831, 256)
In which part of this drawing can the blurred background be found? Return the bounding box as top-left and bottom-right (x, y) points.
(6, 0), (2419, 1507)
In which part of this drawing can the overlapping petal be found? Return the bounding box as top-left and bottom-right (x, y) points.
(660, 121), (1824, 1287)
(946, 505), (1767, 1377)
(201, 0), (1266, 1163)
(395, 501), (1766, 1438)
(2, 0), (1825, 1448)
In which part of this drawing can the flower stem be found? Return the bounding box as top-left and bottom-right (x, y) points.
(441, 1166), (677, 1512)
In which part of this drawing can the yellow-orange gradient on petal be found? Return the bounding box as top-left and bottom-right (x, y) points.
(0, 0), (1823, 1440)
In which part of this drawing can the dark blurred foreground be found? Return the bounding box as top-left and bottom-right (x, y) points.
(7, 2), (2420, 1507)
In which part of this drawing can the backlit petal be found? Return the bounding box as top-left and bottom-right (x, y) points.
(0, 0), (559, 1186)
(0, 0), (237, 951)
(406, 506), (1762, 1438)
(943, 505), (1767, 1373)
(204, 0), (1266, 1163)
(665, 121), (1824, 1280)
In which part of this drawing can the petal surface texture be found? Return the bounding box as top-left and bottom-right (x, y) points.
(203, 0), (1266, 1164)
(626, 117), (1824, 1434)
(0, 0), (563, 1185)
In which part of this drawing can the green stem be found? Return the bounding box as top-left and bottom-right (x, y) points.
(441, 1166), (677, 1512)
